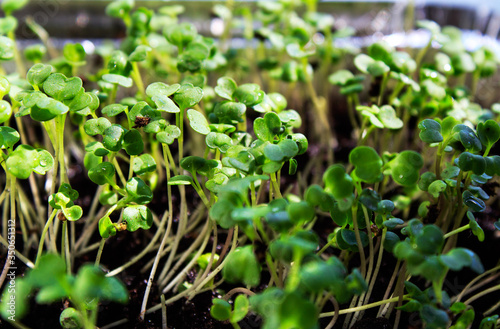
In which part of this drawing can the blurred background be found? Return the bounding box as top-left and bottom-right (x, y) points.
(8, 0), (500, 41)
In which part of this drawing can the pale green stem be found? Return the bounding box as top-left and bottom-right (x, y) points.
(320, 295), (410, 318)
(464, 284), (500, 306)
(356, 228), (387, 321)
(109, 155), (127, 187)
(351, 202), (367, 278)
(443, 224), (470, 239)
(95, 238), (106, 266)
(7, 29), (26, 77)
(270, 172), (282, 199)
(56, 115), (68, 184)
(266, 252), (282, 288)
(35, 209), (58, 267)
(186, 226), (239, 297)
(455, 264), (500, 302)
(61, 221), (70, 274)
(131, 62), (148, 102)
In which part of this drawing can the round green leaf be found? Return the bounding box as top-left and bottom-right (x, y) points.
(30, 98), (69, 122)
(328, 70), (354, 86)
(105, 0), (134, 18)
(477, 120), (500, 149)
(132, 154), (156, 175)
(156, 125), (181, 144)
(84, 152), (102, 171)
(43, 73), (83, 101)
(60, 307), (84, 329)
(383, 231), (400, 252)
(214, 76), (237, 100)
(168, 175), (193, 186)
(231, 295), (249, 323)
(254, 112), (282, 142)
(428, 180), (447, 198)
(452, 124), (482, 153)
(107, 50), (132, 76)
(418, 171), (437, 191)
(88, 162), (115, 185)
(287, 201), (315, 224)
(0, 99), (12, 124)
(264, 139), (298, 162)
(123, 205), (153, 231)
(63, 43), (86, 66)
(415, 225), (444, 255)
(173, 83), (203, 110)
(462, 190), (486, 212)
(0, 36), (14, 60)
(27, 63), (53, 87)
(128, 45), (151, 62)
(123, 129), (144, 155)
(458, 152), (486, 175)
(420, 305), (449, 329)
(146, 82), (180, 98)
(206, 132), (232, 153)
(349, 146), (383, 183)
(126, 177), (153, 205)
(418, 119), (443, 143)
(24, 44), (46, 62)
(187, 109), (210, 135)
(1, 0), (29, 14)
(222, 246), (260, 287)
(323, 165), (354, 201)
(210, 299), (231, 321)
(214, 101), (246, 123)
(85, 141), (109, 157)
(102, 74), (133, 88)
(98, 216), (116, 239)
(390, 151), (424, 187)
(278, 292), (319, 329)
(164, 22), (197, 49)
(0, 126), (19, 149)
(102, 104), (128, 117)
(0, 75), (10, 98)
(102, 124), (126, 152)
(33, 149), (54, 175)
(6, 144), (38, 179)
(63, 205), (83, 222)
(378, 105), (403, 129)
(233, 83), (264, 107)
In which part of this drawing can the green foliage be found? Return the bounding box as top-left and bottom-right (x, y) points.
(2, 6), (500, 329)
(223, 246), (261, 287)
(349, 146), (383, 183)
(0, 254), (128, 322)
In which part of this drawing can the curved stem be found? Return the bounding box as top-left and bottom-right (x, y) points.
(187, 226), (239, 298)
(464, 284), (500, 306)
(162, 220), (211, 294)
(95, 238), (106, 266)
(35, 209), (58, 267)
(324, 296), (340, 329)
(455, 264), (500, 302)
(223, 287), (256, 301)
(320, 295), (410, 318)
